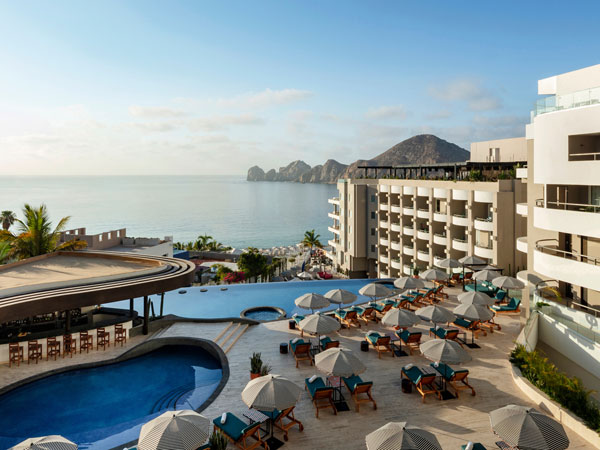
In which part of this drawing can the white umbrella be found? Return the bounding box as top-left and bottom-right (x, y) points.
(453, 303), (494, 322)
(420, 268), (448, 282)
(9, 436), (77, 450)
(381, 308), (420, 328)
(365, 422), (442, 450)
(420, 339), (471, 365)
(324, 289), (357, 305)
(393, 277), (425, 290)
(294, 293), (330, 311)
(458, 255), (486, 266)
(296, 271), (314, 280)
(314, 347), (366, 377)
(241, 374), (303, 411)
(457, 291), (495, 306)
(138, 410), (210, 450)
(298, 313), (341, 336)
(435, 257), (461, 269)
(415, 305), (456, 326)
(492, 276), (525, 290)
(359, 283), (393, 299)
(472, 269), (499, 282)
(490, 405), (570, 450)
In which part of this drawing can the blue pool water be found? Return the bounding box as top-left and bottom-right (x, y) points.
(112, 279), (389, 319)
(0, 345), (222, 450)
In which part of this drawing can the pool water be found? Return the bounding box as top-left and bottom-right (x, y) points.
(244, 309), (283, 321)
(112, 279), (388, 319)
(0, 345), (223, 450)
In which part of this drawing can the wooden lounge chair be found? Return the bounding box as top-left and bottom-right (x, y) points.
(429, 327), (463, 346)
(401, 366), (440, 402)
(289, 339), (313, 367)
(342, 375), (377, 412)
(27, 340), (42, 364)
(319, 336), (340, 351)
(259, 406), (303, 441)
(395, 330), (422, 355)
(494, 290), (508, 303)
(355, 305), (378, 324)
(449, 273), (461, 286)
(453, 318), (487, 338)
(372, 300), (393, 316)
(431, 362), (476, 398)
(433, 283), (448, 300)
(305, 377), (336, 418)
(212, 412), (268, 450)
(9, 343), (23, 367)
(334, 309), (361, 328)
(398, 292), (425, 310)
(80, 331), (93, 353)
(46, 337), (60, 360)
(63, 334), (77, 358)
(292, 315), (306, 335)
(492, 298), (521, 313)
(365, 332), (393, 358)
(416, 288), (438, 305)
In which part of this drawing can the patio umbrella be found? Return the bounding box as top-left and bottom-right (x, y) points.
(298, 312), (341, 341)
(420, 339), (471, 365)
(365, 422), (442, 450)
(492, 276), (525, 290)
(457, 291), (495, 306)
(296, 271), (313, 280)
(315, 347), (366, 377)
(138, 410), (210, 450)
(359, 283), (393, 299)
(324, 288), (357, 305)
(458, 255), (486, 266)
(453, 303), (494, 322)
(294, 293), (330, 312)
(393, 277), (425, 290)
(489, 405), (570, 450)
(9, 436), (77, 450)
(435, 257), (461, 269)
(241, 374), (303, 411)
(472, 269), (500, 292)
(420, 268), (448, 282)
(381, 308), (420, 328)
(415, 305), (456, 327)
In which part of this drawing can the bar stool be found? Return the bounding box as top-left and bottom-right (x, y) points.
(114, 324), (127, 347)
(27, 340), (43, 364)
(97, 328), (110, 351)
(46, 337), (61, 360)
(9, 343), (24, 367)
(63, 334), (77, 358)
(80, 331), (93, 353)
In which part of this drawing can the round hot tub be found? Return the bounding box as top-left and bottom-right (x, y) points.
(241, 306), (286, 322)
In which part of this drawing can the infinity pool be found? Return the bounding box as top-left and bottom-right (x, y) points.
(0, 345), (223, 450)
(112, 279), (389, 319)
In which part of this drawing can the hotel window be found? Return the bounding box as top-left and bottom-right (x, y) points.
(371, 228), (376, 236)
(371, 245), (376, 252)
(371, 194), (376, 202)
(371, 211), (376, 219)
(348, 225), (352, 233)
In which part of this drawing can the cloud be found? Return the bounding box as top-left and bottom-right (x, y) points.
(129, 105), (189, 118)
(365, 105), (407, 120)
(130, 122), (180, 132)
(187, 114), (265, 131)
(425, 110), (452, 120)
(472, 114), (527, 128)
(428, 78), (502, 111)
(215, 88), (313, 109)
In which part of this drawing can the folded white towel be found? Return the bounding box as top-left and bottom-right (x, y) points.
(465, 443), (474, 450)
(292, 313), (298, 318)
(220, 413), (227, 424)
(434, 361), (439, 367)
(404, 363), (414, 370)
(319, 335), (327, 340)
(309, 375), (318, 383)
(291, 338), (300, 344)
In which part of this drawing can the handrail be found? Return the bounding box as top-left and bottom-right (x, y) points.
(453, 213), (467, 218)
(535, 239), (600, 266)
(475, 242), (493, 249)
(475, 216), (493, 222)
(434, 232), (447, 237)
(569, 151), (600, 161)
(546, 200), (600, 213)
(453, 237), (468, 243)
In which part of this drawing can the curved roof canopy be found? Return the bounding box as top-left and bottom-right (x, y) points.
(0, 251), (195, 323)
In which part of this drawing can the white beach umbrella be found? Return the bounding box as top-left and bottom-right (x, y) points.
(138, 410), (210, 450)
(435, 257), (461, 269)
(314, 347), (366, 377)
(420, 339), (471, 365)
(458, 255), (486, 266)
(294, 293), (330, 311)
(492, 276), (525, 290)
(9, 436), (77, 450)
(489, 405), (570, 450)
(365, 422), (442, 450)
(420, 268), (448, 282)
(472, 269), (500, 282)
(241, 374), (303, 411)
(381, 308), (420, 328)
(298, 312), (341, 336)
(457, 291), (496, 306)
(296, 271), (314, 280)
(415, 305), (456, 326)
(453, 303), (494, 322)
(359, 283), (393, 299)
(393, 277), (425, 290)
(324, 288), (357, 305)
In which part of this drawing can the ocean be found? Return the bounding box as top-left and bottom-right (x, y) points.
(0, 176), (337, 248)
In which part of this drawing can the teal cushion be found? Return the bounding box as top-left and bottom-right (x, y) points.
(293, 315), (305, 324)
(305, 377), (326, 397)
(258, 409), (281, 421)
(289, 339), (305, 352)
(431, 362), (454, 380)
(461, 444), (487, 450)
(335, 310), (347, 319)
(342, 374), (363, 391)
(366, 333), (382, 345)
(403, 366), (423, 384)
(213, 413), (246, 442)
(454, 317), (471, 328)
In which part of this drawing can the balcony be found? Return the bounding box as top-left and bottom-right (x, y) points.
(403, 206), (415, 215)
(417, 250), (430, 262)
(452, 214), (469, 227)
(474, 191), (494, 203)
(380, 270), (389, 278)
(534, 205), (600, 239)
(403, 245), (414, 256)
(390, 240), (402, 251)
(516, 167), (527, 179)
(516, 203), (528, 217)
(474, 243), (493, 259)
(380, 203), (389, 211)
(433, 233), (447, 246)
(328, 197), (340, 205)
(417, 208), (430, 219)
(379, 237), (389, 246)
(433, 212), (447, 223)
(403, 186), (415, 195)
(433, 188), (447, 199)
(403, 264), (412, 275)
(391, 258), (402, 269)
(474, 217), (493, 232)
(328, 226), (340, 235)
(417, 230), (430, 241)
(380, 255), (390, 264)
(417, 187), (430, 197)
(379, 220), (389, 229)
(380, 185), (390, 193)
(452, 238), (469, 252)
(403, 226), (414, 236)
(533, 85), (600, 117)
(391, 186), (403, 194)
(328, 239), (339, 247)
(433, 255), (447, 267)
(452, 189), (468, 201)
(328, 212), (340, 220)
(391, 205), (402, 214)
(391, 223), (402, 232)
(534, 239), (600, 291)
(516, 236), (528, 253)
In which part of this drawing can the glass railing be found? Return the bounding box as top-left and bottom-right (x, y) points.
(534, 86), (600, 116)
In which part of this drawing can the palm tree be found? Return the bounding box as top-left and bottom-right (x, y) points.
(195, 234), (213, 251)
(302, 229), (323, 249)
(1, 211), (16, 230)
(0, 204), (87, 260)
(0, 241), (11, 264)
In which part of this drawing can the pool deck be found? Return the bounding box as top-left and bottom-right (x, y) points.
(0, 285), (592, 449)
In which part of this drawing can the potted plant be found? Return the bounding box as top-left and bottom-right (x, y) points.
(209, 430), (228, 450)
(260, 363), (271, 376)
(250, 352), (263, 379)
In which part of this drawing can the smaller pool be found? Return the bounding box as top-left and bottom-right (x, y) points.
(241, 306), (286, 321)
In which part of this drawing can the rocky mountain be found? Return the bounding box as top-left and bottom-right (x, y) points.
(247, 134), (469, 183)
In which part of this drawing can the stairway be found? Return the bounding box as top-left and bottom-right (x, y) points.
(214, 322), (249, 354)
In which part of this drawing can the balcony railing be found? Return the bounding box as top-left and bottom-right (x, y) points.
(533, 86), (600, 116)
(569, 151), (600, 161)
(547, 200), (600, 214)
(536, 239), (600, 266)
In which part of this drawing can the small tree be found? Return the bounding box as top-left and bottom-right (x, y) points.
(237, 248), (267, 282)
(302, 229), (323, 249)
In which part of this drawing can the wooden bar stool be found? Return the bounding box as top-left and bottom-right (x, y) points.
(97, 328), (110, 351)
(46, 337), (61, 360)
(27, 340), (43, 364)
(80, 331), (93, 353)
(9, 343), (24, 367)
(115, 324), (127, 347)
(63, 334), (77, 358)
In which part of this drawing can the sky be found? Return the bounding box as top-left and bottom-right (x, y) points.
(1, 1), (599, 176)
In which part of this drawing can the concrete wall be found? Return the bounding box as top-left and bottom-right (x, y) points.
(539, 64), (600, 95)
(470, 137), (528, 163)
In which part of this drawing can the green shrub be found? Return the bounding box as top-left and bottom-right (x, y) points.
(209, 430), (228, 450)
(510, 344), (600, 432)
